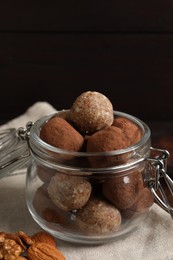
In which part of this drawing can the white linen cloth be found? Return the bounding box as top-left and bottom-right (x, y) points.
(0, 102), (173, 260)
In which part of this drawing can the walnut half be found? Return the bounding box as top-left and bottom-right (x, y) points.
(1, 239), (22, 260)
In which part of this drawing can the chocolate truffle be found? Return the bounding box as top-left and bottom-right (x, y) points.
(113, 116), (141, 145)
(86, 126), (130, 167)
(121, 187), (154, 219)
(130, 187), (154, 213)
(76, 197), (121, 234)
(40, 116), (84, 152)
(69, 91), (114, 134)
(47, 173), (92, 211)
(102, 170), (144, 209)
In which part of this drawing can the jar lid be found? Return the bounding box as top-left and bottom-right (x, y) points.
(0, 128), (30, 178)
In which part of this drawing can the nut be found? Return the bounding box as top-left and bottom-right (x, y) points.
(0, 232), (26, 250)
(16, 257), (28, 260)
(16, 231), (33, 246)
(0, 232), (5, 242)
(1, 239), (23, 260)
(31, 232), (56, 247)
(0, 231), (65, 260)
(27, 242), (66, 260)
(69, 91), (114, 134)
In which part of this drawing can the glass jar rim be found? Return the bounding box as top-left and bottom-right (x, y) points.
(30, 110), (151, 157)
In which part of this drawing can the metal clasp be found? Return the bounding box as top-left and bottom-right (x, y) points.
(147, 147), (173, 218)
(0, 122), (33, 178)
(17, 122), (33, 141)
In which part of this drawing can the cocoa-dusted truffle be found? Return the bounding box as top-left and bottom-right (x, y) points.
(102, 170), (144, 209)
(113, 117), (142, 146)
(40, 116), (84, 152)
(76, 197), (121, 234)
(47, 173), (92, 211)
(69, 91), (114, 134)
(121, 187), (154, 219)
(131, 187), (154, 213)
(86, 126), (130, 167)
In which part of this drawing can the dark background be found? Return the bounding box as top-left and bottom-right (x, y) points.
(0, 1), (173, 173)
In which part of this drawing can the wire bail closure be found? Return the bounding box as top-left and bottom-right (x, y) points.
(17, 121), (34, 141)
(0, 122), (33, 178)
(147, 147), (173, 218)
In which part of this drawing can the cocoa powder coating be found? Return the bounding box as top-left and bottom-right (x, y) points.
(113, 116), (142, 145)
(86, 126), (130, 167)
(40, 116), (84, 152)
(102, 170), (144, 209)
(121, 187), (154, 219)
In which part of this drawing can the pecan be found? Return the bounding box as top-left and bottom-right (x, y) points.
(16, 231), (33, 247)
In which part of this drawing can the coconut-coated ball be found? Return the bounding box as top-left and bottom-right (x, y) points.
(47, 173), (92, 211)
(76, 197), (121, 234)
(69, 91), (114, 134)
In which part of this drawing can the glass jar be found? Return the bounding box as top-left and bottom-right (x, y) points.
(0, 111), (172, 244)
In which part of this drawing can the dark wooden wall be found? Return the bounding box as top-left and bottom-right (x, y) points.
(1, 1), (173, 123)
